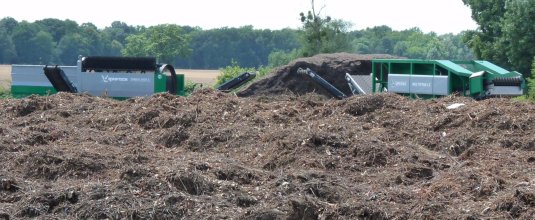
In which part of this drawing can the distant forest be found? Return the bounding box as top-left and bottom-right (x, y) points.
(0, 17), (473, 69)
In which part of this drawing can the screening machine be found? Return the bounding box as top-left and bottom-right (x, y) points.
(348, 59), (525, 99)
(11, 56), (185, 98)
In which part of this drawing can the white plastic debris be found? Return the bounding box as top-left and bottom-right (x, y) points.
(446, 103), (465, 110)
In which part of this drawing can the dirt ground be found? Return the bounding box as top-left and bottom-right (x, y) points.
(1, 54), (535, 219)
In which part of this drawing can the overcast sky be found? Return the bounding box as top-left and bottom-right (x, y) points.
(2, 0), (477, 34)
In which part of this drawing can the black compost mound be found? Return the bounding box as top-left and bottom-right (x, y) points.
(237, 53), (399, 98)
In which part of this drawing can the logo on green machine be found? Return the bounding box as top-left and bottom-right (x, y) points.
(100, 75), (150, 83)
(101, 75), (128, 83)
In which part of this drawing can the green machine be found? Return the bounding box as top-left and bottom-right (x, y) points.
(11, 56), (185, 99)
(369, 59), (525, 98)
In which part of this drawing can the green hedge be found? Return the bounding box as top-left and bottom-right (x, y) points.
(215, 60), (271, 91)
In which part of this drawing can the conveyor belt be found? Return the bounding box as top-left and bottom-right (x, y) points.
(493, 77), (523, 86)
(345, 74), (373, 95)
(297, 68), (347, 99)
(217, 72), (256, 92)
(43, 66), (77, 93)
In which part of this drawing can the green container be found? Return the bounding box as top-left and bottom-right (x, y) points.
(469, 71), (484, 96)
(371, 59), (524, 98)
(176, 74), (185, 96)
(154, 72), (185, 96)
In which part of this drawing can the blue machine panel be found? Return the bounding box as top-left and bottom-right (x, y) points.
(80, 72), (154, 97)
(388, 74), (449, 95)
(12, 65), (78, 87)
(388, 74), (410, 94)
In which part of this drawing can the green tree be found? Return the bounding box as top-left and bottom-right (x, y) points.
(141, 24), (191, 63)
(352, 26), (397, 54)
(502, 0), (535, 75)
(268, 49), (299, 67)
(0, 28), (16, 63)
(351, 26), (473, 60)
(394, 30), (436, 59)
(35, 18), (78, 42)
(176, 26), (299, 69)
(462, 0), (508, 67)
(121, 34), (146, 57)
(12, 22), (55, 64)
(80, 23), (107, 56)
(353, 38), (371, 54)
(31, 31), (55, 64)
(122, 24), (191, 63)
(108, 40), (124, 56)
(438, 33), (474, 60)
(56, 33), (90, 64)
(12, 21), (39, 63)
(103, 21), (140, 45)
(0, 17), (18, 35)
(528, 57), (535, 100)
(463, 0), (535, 75)
(299, 0), (353, 57)
(102, 21), (142, 56)
(425, 37), (447, 60)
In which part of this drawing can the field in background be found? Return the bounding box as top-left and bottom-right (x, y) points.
(0, 65), (219, 90)
(0, 65), (11, 90)
(176, 69), (219, 86)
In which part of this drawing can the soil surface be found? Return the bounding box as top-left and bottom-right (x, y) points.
(1, 53), (535, 219)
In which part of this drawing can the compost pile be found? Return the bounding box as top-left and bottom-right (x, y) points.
(238, 53), (398, 98)
(1, 53), (535, 220)
(1, 91), (535, 219)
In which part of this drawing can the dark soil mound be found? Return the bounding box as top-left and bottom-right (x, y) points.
(237, 53), (398, 98)
(1, 90), (535, 219)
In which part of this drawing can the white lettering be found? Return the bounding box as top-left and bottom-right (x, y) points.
(131, 78), (150, 82)
(411, 82), (431, 87)
(393, 81), (407, 86)
(101, 75), (129, 83)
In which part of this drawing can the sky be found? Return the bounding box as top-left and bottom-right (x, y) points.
(2, 0), (478, 34)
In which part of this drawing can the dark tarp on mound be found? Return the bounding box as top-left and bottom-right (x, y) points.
(237, 53), (400, 98)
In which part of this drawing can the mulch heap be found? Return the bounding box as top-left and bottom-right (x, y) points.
(1, 53), (535, 219)
(238, 53), (398, 98)
(1, 90), (535, 219)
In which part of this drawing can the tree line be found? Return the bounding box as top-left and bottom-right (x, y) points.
(0, 16), (474, 69)
(462, 0), (535, 76)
